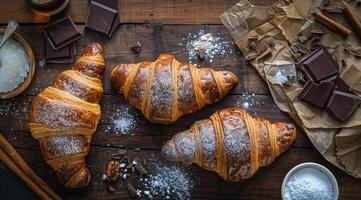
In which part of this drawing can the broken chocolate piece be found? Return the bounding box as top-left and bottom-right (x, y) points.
(254, 40), (269, 55)
(299, 81), (335, 108)
(86, 0), (120, 37)
(300, 48), (339, 82)
(334, 77), (352, 94)
(327, 90), (361, 121)
(197, 48), (206, 61)
(44, 37), (75, 64)
(44, 16), (82, 50)
(130, 42), (142, 53)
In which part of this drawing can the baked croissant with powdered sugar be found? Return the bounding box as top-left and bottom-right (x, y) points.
(161, 108), (296, 181)
(110, 54), (238, 124)
(29, 43), (105, 188)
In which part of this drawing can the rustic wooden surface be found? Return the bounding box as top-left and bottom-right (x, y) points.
(0, 1), (361, 200)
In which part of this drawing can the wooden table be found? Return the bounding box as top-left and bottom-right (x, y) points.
(0, 1), (360, 199)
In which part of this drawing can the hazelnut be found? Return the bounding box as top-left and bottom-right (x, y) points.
(106, 160), (120, 182)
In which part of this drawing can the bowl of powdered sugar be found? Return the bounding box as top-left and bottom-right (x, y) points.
(0, 28), (35, 99)
(281, 162), (338, 200)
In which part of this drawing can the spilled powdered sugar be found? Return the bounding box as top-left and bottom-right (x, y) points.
(236, 92), (265, 116)
(105, 105), (137, 135)
(0, 96), (32, 117)
(139, 159), (195, 200)
(180, 29), (234, 64)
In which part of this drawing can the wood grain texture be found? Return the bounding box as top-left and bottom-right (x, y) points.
(0, 0), (239, 24)
(0, 4), (360, 199)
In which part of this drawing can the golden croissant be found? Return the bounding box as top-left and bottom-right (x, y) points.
(110, 54), (239, 124)
(29, 43), (106, 188)
(161, 108), (296, 181)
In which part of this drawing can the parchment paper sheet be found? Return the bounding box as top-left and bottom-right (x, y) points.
(220, 0), (361, 178)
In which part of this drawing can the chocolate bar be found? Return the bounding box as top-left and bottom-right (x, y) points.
(326, 90), (361, 121)
(300, 48), (339, 82)
(299, 81), (335, 108)
(44, 16), (82, 50)
(86, 0), (120, 37)
(44, 37), (75, 64)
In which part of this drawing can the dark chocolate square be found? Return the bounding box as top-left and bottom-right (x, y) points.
(86, 1), (119, 37)
(44, 37), (75, 64)
(93, 0), (118, 10)
(301, 48), (339, 82)
(44, 16), (82, 50)
(334, 77), (354, 94)
(299, 81), (335, 108)
(326, 91), (361, 121)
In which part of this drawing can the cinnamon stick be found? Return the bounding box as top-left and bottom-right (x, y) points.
(0, 134), (61, 200)
(0, 148), (52, 200)
(315, 11), (352, 36)
(343, 1), (361, 40)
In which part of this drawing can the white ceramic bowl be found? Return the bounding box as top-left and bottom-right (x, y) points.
(281, 162), (339, 200)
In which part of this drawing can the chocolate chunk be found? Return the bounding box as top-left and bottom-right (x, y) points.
(44, 16), (82, 50)
(300, 48), (339, 82)
(326, 91), (361, 121)
(254, 40), (269, 55)
(334, 78), (353, 94)
(130, 42), (142, 53)
(85, 1), (120, 37)
(197, 48), (206, 61)
(93, 0), (118, 10)
(44, 37), (75, 64)
(299, 81), (335, 108)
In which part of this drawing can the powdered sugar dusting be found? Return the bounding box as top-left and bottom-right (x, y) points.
(149, 63), (174, 119)
(180, 29), (234, 64)
(236, 92), (265, 116)
(45, 135), (86, 156)
(174, 131), (196, 163)
(139, 159), (195, 200)
(0, 96), (32, 117)
(105, 105), (137, 135)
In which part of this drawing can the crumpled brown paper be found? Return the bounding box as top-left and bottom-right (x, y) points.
(220, 0), (361, 178)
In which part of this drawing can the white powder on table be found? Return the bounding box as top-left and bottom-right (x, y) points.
(180, 29), (234, 64)
(105, 106), (137, 135)
(140, 161), (194, 200)
(0, 35), (30, 93)
(284, 167), (334, 200)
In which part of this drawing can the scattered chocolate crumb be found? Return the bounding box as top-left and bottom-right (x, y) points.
(128, 183), (140, 198)
(106, 160), (121, 182)
(107, 184), (116, 192)
(254, 40), (269, 55)
(197, 48), (206, 61)
(298, 35), (308, 44)
(310, 28), (324, 36)
(134, 159), (148, 175)
(131, 42), (142, 53)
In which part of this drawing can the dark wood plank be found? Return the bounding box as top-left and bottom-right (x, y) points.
(11, 24), (267, 96)
(1, 147), (360, 200)
(0, 94), (311, 150)
(0, 0), (239, 24)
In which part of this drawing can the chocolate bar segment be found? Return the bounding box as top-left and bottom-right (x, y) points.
(326, 90), (361, 121)
(44, 37), (75, 64)
(299, 81), (335, 108)
(44, 16), (82, 50)
(86, 0), (120, 37)
(86, 1), (118, 36)
(301, 48), (339, 82)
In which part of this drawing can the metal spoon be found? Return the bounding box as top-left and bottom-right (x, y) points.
(0, 20), (19, 68)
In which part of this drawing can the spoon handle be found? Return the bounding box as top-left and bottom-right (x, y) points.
(0, 20), (19, 49)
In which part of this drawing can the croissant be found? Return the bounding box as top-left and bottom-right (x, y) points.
(110, 54), (238, 124)
(161, 108), (296, 181)
(29, 43), (105, 188)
